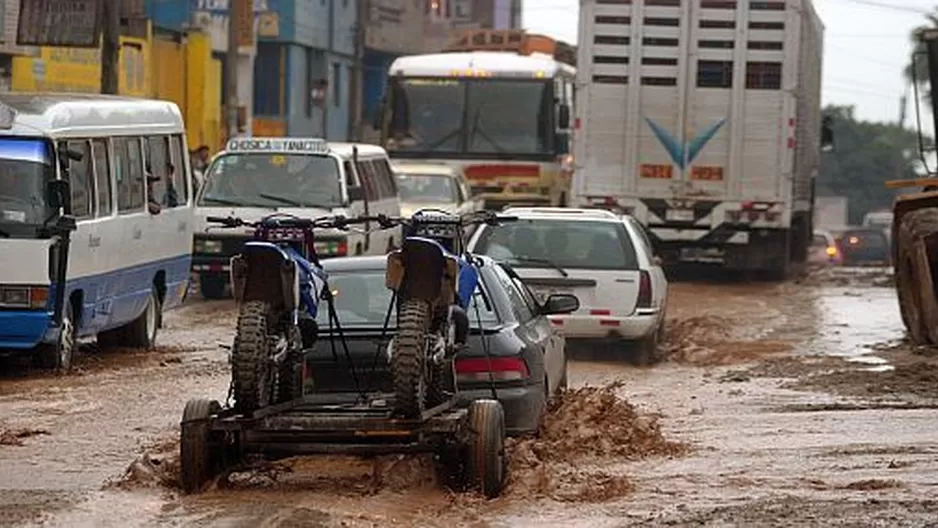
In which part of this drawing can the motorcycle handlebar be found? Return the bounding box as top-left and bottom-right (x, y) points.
(373, 211), (519, 229)
(205, 214), (388, 230)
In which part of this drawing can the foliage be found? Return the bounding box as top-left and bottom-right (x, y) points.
(817, 105), (929, 224)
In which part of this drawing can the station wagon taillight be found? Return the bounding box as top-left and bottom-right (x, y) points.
(637, 270), (652, 309)
(455, 357), (530, 382)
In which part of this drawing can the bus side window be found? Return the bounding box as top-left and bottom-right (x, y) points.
(378, 159), (397, 196)
(169, 135), (189, 204)
(61, 140), (93, 220)
(91, 139), (113, 217)
(370, 160), (392, 199)
(115, 137), (144, 213)
(356, 160), (378, 202)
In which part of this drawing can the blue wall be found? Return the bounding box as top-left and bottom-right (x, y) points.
(146, 0), (295, 42)
(363, 49), (395, 124)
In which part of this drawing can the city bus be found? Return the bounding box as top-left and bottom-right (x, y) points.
(377, 43), (576, 210)
(0, 94), (194, 371)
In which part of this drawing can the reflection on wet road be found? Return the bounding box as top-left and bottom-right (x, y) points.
(3, 268), (937, 526)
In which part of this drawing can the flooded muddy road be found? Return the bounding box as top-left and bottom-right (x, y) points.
(4, 266), (938, 526)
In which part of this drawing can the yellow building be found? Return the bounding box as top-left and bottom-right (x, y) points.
(11, 27), (223, 153)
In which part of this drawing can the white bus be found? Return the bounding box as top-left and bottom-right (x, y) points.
(378, 50), (576, 210)
(0, 94), (194, 371)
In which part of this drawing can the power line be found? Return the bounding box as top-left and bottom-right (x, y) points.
(827, 0), (931, 15)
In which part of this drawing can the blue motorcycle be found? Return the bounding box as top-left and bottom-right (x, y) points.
(378, 209), (516, 418)
(206, 213), (375, 414)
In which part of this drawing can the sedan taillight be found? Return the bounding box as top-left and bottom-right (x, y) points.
(455, 357), (530, 382)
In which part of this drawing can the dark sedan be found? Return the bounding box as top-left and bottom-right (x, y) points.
(304, 255), (578, 436)
(838, 228), (890, 266)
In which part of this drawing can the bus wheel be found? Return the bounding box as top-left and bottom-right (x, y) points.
(37, 301), (76, 372)
(127, 288), (162, 349)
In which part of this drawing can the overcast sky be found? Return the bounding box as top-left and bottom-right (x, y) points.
(523, 0), (937, 127)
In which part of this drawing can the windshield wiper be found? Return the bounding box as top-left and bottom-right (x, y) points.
(200, 196), (261, 208)
(259, 193), (305, 207)
(507, 256), (569, 277)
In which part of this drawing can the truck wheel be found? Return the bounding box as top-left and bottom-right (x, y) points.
(465, 399), (507, 498)
(37, 300), (76, 372)
(180, 398), (222, 494)
(199, 275), (227, 300)
(126, 288), (161, 349)
(232, 301), (275, 414)
(895, 208), (938, 344)
(391, 299), (430, 418)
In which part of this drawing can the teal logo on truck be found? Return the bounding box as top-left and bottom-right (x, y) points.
(644, 117), (727, 170)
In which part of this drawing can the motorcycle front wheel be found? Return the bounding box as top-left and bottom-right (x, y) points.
(391, 299), (431, 418)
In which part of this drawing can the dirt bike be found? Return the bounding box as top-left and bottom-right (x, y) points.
(207, 213), (377, 415)
(377, 209), (517, 418)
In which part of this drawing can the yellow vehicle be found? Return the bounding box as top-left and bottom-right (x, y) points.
(377, 30), (576, 210)
(889, 28), (938, 345)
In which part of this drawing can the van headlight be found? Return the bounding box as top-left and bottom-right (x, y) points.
(194, 239), (223, 254)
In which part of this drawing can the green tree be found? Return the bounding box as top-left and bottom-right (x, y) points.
(818, 105), (927, 224)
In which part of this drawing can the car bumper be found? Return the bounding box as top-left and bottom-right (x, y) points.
(548, 309), (660, 340)
(0, 310), (53, 350)
(192, 254), (231, 275)
(457, 385), (543, 436)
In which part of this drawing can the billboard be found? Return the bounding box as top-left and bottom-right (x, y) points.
(17, 0), (103, 48)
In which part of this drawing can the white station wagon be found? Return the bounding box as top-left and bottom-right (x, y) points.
(467, 207), (669, 365)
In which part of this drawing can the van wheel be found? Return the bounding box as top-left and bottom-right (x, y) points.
(37, 301), (76, 372)
(126, 288), (162, 349)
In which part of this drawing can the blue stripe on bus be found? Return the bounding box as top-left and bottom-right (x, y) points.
(0, 254), (192, 350)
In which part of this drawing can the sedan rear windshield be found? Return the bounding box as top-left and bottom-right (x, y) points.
(316, 269), (500, 329)
(472, 219), (639, 271)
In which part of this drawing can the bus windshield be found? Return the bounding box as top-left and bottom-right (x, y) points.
(0, 138), (55, 237)
(199, 153), (343, 209)
(386, 78), (554, 158)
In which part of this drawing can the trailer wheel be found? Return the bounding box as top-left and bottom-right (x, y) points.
(391, 299), (430, 418)
(466, 399), (507, 498)
(180, 398), (222, 494)
(232, 301), (274, 414)
(895, 208), (938, 344)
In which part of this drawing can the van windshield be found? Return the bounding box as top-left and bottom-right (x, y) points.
(198, 153), (343, 208)
(0, 138), (55, 237)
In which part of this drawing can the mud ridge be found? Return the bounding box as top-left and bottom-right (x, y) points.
(505, 381), (687, 502)
(0, 427), (49, 447)
(661, 315), (792, 365)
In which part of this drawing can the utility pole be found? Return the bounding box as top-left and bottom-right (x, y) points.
(100, 0), (120, 94)
(895, 93), (908, 181)
(226, 0), (243, 140)
(349, 0), (368, 141)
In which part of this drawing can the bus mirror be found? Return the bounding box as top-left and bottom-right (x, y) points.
(46, 179), (71, 213)
(347, 185), (365, 202)
(558, 104), (571, 129)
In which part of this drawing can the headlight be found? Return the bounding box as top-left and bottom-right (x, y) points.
(0, 285), (49, 309)
(194, 239), (223, 254)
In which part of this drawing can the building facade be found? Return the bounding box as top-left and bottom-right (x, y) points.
(272, 0), (356, 139)
(0, 0), (39, 91)
(449, 0), (521, 30)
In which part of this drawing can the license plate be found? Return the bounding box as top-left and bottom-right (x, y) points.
(533, 287), (572, 301)
(666, 209), (694, 222)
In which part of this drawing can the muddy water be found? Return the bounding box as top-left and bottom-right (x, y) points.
(3, 270), (933, 526)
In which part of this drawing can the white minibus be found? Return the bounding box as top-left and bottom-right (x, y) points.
(0, 94), (194, 371)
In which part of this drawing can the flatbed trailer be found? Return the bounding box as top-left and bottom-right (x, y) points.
(179, 393), (507, 497)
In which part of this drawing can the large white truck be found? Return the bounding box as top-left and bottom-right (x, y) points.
(573, 0), (831, 277)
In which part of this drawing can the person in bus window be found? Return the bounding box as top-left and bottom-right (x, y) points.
(145, 164), (161, 214)
(164, 162), (180, 207)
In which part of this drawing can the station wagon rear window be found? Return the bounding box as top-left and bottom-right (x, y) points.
(474, 219), (639, 271)
(199, 153), (343, 209)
